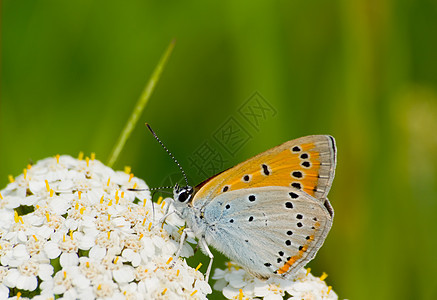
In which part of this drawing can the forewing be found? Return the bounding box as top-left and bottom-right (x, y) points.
(193, 135), (336, 205)
(202, 186), (333, 279)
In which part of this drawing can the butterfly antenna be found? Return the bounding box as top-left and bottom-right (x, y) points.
(150, 186), (174, 191)
(146, 123), (189, 186)
(128, 186), (174, 192)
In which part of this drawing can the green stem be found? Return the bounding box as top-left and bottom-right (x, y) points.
(107, 39), (176, 167)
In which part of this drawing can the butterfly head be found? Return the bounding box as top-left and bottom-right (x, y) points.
(173, 183), (194, 205)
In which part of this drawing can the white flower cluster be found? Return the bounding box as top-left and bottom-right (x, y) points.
(213, 263), (338, 300)
(0, 155), (211, 299)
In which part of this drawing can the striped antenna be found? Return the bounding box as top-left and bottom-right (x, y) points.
(128, 186), (174, 192)
(146, 123), (189, 186)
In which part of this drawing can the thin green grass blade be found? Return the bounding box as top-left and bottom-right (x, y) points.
(107, 40), (175, 167)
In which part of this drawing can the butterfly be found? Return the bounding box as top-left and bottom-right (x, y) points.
(147, 125), (336, 281)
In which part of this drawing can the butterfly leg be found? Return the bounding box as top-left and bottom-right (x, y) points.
(170, 227), (192, 269)
(157, 200), (179, 228)
(174, 227), (190, 258)
(158, 210), (174, 228)
(199, 237), (214, 282)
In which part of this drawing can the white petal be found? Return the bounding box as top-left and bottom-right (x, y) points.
(77, 287), (95, 299)
(86, 189), (104, 205)
(15, 274), (27, 289)
(131, 253), (141, 267)
(60, 252), (79, 267)
(17, 231), (28, 243)
(63, 288), (79, 299)
(3, 232), (16, 242)
(0, 252), (12, 267)
(195, 280), (212, 294)
(44, 241), (61, 259)
(12, 244), (30, 262)
(152, 236), (165, 249)
(212, 268), (226, 280)
(23, 275), (38, 291)
(113, 266), (135, 283)
(40, 278), (54, 293)
(20, 195), (39, 206)
(89, 246), (106, 261)
(38, 225), (55, 239)
(226, 269), (247, 288)
(144, 277), (160, 294)
(78, 234), (95, 250)
(38, 264), (54, 280)
(33, 294), (56, 300)
(28, 214), (44, 226)
(140, 247), (154, 262)
(122, 249), (134, 260)
(213, 278), (227, 291)
(49, 196), (71, 215)
(254, 282), (270, 295)
(114, 217), (130, 228)
(4, 196), (22, 209)
(223, 286), (240, 299)
(64, 219), (79, 231)
(53, 284), (66, 294)
(161, 240), (178, 256)
(112, 171), (130, 185)
(57, 178), (75, 190)
(0, 284), (9, 299)
(71, 274), (90, 289)
(3, 269), (19, 288)
(264, 293), (283, 300)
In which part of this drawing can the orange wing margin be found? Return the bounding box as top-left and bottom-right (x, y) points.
(192, 135), (336, 204)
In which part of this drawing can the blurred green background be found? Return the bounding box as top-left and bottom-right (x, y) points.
(2, 1), (437, 299)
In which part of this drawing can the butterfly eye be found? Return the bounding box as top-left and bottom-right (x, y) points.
(178, 191), (190, 202)
(177, 186), (193, 203)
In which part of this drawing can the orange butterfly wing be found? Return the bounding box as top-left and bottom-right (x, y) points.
(193, 135), (336, 203)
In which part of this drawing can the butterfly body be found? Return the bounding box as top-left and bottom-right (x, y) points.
(171, 135), (336, 280)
